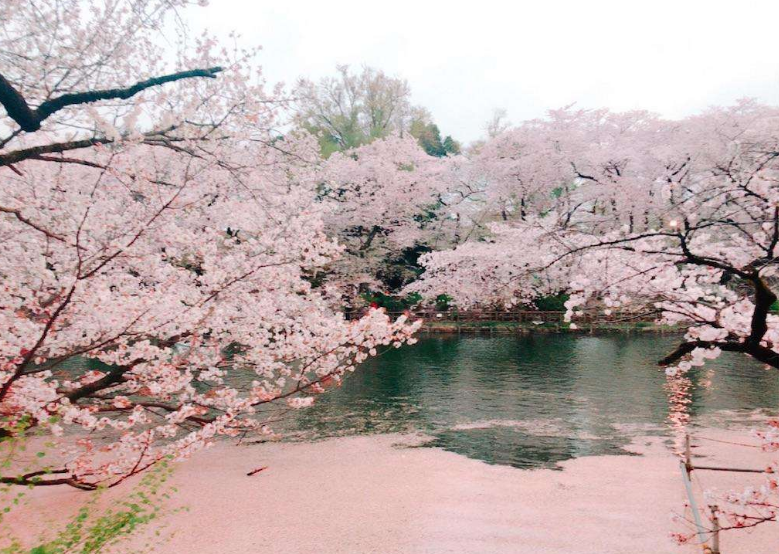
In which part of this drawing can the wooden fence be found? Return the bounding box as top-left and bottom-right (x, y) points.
(344, 309), (658, 326)
(679, 433), (766, 554)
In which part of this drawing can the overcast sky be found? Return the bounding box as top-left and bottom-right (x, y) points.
(190, 0), (779, 144)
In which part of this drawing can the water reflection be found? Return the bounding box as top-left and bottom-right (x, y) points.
(665, 375), (693, 436)
(277, 335), (779, 469)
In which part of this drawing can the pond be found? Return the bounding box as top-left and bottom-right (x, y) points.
(279, 334), (779, 469)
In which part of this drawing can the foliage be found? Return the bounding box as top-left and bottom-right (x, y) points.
(293, 65), (416, 154)
(2, 460), (177, 554)
(0, 417), (178, 553)
(434, 294), (453, 312)
(442, 136), (461, 156)
(409, 120), (460, 158)
(361, 291), (422, 312)
(293, 65), (459, 160)
(533, 293), (569, 312)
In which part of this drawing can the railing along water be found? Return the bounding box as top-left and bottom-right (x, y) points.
(344, 309), (659, 330)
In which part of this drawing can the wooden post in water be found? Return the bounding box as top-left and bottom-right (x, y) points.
(680, 434), (708, 547)
(709, 506), (720, 554)
(685, 433), (693, 471)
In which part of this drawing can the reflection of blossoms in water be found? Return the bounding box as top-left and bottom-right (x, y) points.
(664, 372), (693, 453)
(664, 368), (779, 538)
(699, 369), (715, 391)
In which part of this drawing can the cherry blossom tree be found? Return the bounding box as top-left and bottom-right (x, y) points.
(0, 0), (419, 490)
(557, 101), (779, 535)
(409, 107), (672, 304)
(321, 134), (452, 295)
(411, 100), (779, 534)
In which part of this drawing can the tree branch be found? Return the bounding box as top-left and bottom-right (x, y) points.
(0, 74), (38, 132)
(0, 205), (70, 243)
(0, 469), (96, 491)
(0, 67), (222, 133)
(658, 340), (742, 366)
(746, 275), (777, 350)
(0, 138), (109, 167)
(658, 339), (779, 369)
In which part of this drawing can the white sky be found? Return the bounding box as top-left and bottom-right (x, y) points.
(190, 0), (779, 144)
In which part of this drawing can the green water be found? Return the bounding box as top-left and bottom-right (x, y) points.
(279, 335), (779, 469)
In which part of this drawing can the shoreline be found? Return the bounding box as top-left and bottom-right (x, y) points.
(420, 321), (681, 335)
(5, 427), (777, 554)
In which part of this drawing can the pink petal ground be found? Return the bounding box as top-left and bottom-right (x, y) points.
(5, 428), (778, 553)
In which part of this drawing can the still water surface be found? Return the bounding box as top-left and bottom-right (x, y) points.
(280, 335), (779, 469)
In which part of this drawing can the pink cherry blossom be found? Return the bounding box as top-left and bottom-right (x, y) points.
(0, 0), (419, 490)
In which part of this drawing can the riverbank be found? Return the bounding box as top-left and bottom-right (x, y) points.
(6, 427), (777, 554)
(347, 309), (671, 335)
(421, 320), (679, 334)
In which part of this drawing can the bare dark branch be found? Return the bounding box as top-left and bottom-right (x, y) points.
(0, 67), (222, 133)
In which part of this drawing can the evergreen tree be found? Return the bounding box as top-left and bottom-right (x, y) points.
(443, 135), (461, 155)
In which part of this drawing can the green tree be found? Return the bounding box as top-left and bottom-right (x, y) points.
(410, 120), (444, 156)
(443, 135), (461, 155)
(410, 120), (460, 158)
(293, 65), (416, 155)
